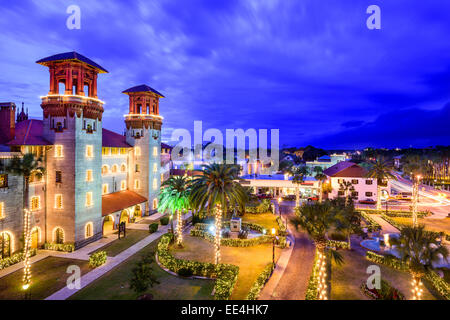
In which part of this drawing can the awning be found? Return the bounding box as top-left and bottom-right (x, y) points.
(102, 190), (147, 216)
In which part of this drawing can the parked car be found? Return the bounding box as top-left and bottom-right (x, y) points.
(307, 197), (319, 202)
(359, 199), (376, 205)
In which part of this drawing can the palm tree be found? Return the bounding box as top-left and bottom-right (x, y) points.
(190, 163), (247, 264)
(314, 167), (327, 203)
(291, 201), (344, 299)
(291, 166), (308, 207)
(390, 225), (449, 300)
(366, 159), (397, 211)
(333, 200), (362, 250)
(402, 156), (427, 226)
(158, 176), (191, 247)
(338, 181), (355, 206)
(6, 153), (45, 290)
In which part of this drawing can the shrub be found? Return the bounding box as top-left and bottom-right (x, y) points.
(178, 267), (194, 277)
(276, 216), (288, 236)
(129, 254), (159, 296)
(160, 216), (170, 225)
(89, 251), (107, 268)
(149, 223), (159, 233)
(238, 230), (248, 239)
(0, 249), (37, 271)
(246, 263), (274, 300)
(44, 242), (75, 252)
(329, 232), (347, 241)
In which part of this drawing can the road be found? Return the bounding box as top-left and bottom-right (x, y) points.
(266, 201), (316, 300)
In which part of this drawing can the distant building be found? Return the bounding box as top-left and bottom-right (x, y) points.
(306, 153), (348, 172)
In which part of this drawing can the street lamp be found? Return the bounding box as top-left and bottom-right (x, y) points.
(271, 228), (277, 268)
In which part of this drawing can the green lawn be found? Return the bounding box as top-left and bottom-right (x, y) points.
(331, 249), (441, 300)
(91, 229), (150, 257)
(242, 212), (280, 232)
(170, 235), (281, 300)
(71, 238), (215, 300)
(0, 257), (90, 300)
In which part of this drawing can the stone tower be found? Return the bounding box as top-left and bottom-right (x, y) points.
(123, 85), (164, 214)
(37, 52), (108, 248)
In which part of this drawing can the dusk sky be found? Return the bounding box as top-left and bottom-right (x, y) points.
(1, 0), (449, 149)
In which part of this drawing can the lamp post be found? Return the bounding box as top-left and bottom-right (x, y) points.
(271, 228), (276, 268)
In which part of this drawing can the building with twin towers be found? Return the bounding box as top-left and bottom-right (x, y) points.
(0, 52), (171, 255)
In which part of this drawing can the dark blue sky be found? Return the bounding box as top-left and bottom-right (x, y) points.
(1, 0), (449, 149)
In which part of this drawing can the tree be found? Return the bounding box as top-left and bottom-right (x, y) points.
(390, 226), (449, 300)
(402, 156), (427, 226)
(6, 153), (45, 290)
(314, 167), (327, 203)
(338, 180), (355, 206)
(366, 159), (397, 211)
(333, 198), (362, 250)
(158, 176), (191, 247)
(129, 253), (159, 297)
(190, 163), (247, 264)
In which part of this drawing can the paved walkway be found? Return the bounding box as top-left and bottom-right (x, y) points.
(371, 214), (400, 235)
(260, 202), (315, 300)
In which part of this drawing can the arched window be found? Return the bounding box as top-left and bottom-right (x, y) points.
(102, 165), (109, 175)
(85, 222), (93, 239)
(120, 164), (127, 173)
(111, 164), (118, 173)
(54, 228), (64, 244)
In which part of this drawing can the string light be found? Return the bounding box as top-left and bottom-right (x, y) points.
(22, 209), (32, 291)
(411, 278), (423, 300)
(214, 204), (222, 264)
(317, 251), (328, 300)
(176, 209), (183, 246)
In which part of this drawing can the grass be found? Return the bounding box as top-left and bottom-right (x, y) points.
(0, 257), (90, 300)
(330, 248), (441, 300)
(70, 238), (215, 300)
(241, 212), (280, 231)
(91, 229), (150, 257)
(390, 217), (450, 234)
(170, 235), (280, 300)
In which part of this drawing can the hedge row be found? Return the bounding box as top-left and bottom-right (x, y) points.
(190, 228), (279, 247)
(156, 233), (239, 300)
(360, 208), (431, 218)
(360, 211), (382, 232)
(327, 239), (350, 250)
(276, 216), (288, 236)
(246, 262), (274, 300)
(366, 251), (450, 299)
(44, 242), (75, 252)
(0, 249), (37, 271)
(305, 250), (322, 300)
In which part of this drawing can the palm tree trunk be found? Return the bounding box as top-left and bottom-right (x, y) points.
(23, 176), (32, 290)
(376, 184), (381, 211)
(315, 241), (328, 300)
(295, 186), (300, 207)
(214, 204), (223, 264)
(412, 180), (419, 227)
(170, 212), (175, 240)
(347, 233), (351, 250)
(176, 209), (183, 247)
(411, 274), (423, 300)
(318, 181), (323, 203)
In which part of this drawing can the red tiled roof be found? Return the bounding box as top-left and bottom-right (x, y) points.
(102, 128), (131, 148)
(323, 161), (368, 178)
(7, 120), (51, 146)
(36, 51), (108, 73)
(102, 190), (147, 216)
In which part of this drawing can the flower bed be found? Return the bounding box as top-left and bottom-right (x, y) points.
(0, 249), (37, 271)
(44, 242), (75, 252)
(246, 262), (274, 300)
(360, 279), (405, 300)
(156, 233), (239, 300)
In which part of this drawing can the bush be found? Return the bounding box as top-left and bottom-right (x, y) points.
(0, 249), (37, 270)
(156, 234), (239, 300)
(246, 263), (274, 300)
(329, 232), (347, 241)
(160, 216), (170, 225)
(238, 230), (248, 239)
(222, 228), (231, 238)
(44, 242), (75, 252)
(178, 267), (194, 277)
(149, 223), (159, 233)
(129, 254), (159, 296)
(89, 251), (107, 268)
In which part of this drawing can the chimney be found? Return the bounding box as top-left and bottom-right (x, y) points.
(0, 102), (16, 144)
